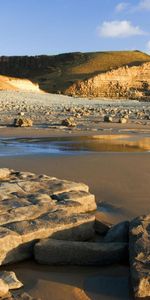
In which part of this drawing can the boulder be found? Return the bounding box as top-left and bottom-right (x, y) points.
(34, 238), (128, 265)
(0, 169), (96, 265)
(105, 221), (129, 242)
(13, 118), (33, 127)
(119, 117), (127, 124)
(104, 115), (113, 123)
(129, 214), (150, 298)
(61, 117), (76, 127)
(0, 271), (23, 290)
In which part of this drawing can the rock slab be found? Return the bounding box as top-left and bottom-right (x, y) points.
(34, 238), (128, 265)
(0, 168), (96, 265)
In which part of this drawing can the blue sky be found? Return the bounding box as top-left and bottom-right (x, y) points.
(0, 0), (150, 55)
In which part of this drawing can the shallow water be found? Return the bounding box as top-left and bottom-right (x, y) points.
(0, 134), (150, 156)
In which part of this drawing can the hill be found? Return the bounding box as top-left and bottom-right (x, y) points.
(0, 50), (150, 99)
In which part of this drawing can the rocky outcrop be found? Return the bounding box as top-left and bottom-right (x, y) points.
(0, 168), (96, 265)
(34, 238), (128, 265)
(129, 214), (150, 298)
(65, 63), (150, 100)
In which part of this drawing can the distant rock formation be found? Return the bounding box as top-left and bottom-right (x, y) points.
(65, 63), (150, 100)
(0, 51), (150, 99)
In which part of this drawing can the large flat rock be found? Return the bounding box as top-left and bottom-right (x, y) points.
(0, 168), (96, 265)
(129, 214), (150, 299)
(34, 238), (128, 265)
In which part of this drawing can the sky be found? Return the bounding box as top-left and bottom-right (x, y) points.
(0, 0), (150, 56)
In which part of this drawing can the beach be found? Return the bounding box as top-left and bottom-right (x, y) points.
(0, 91), (149, 299)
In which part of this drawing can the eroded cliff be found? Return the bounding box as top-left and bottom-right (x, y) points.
(0, 51), (150, 99)
(64, 62), (150, 100)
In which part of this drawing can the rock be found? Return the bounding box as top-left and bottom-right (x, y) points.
(13, 118), (33, 127)
(104, 115), (113, 123)
(0, 271), (23, 290)
(34, 238), (128, 265)
(0, 168), (12, 180)
(129, 214), (150, 298)
(0, 279), (9, 297)
(18, 112), (25, 116)
(119, 117), (127, 124)
(0, 168), (96, 265)
(94, 219), (110, 235)
(61, 117), (76, 127)
(105, 221), (129, 242)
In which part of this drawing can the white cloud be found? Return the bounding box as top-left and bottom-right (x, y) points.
(138, 0), (150, 10)
(97, 20), (145, 38)
(115, 2), (129, 12)
(116, 0), (150, 12)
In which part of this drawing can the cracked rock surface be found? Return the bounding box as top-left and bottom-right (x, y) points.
(0, 168), (96, 265)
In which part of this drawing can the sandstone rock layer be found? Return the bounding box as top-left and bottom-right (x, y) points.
(65, 63), (150, 100)
(0, 168), (96, 265)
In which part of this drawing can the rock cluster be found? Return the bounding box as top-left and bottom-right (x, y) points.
(0, 169), (149, 299)
(0, 91), (149, 130)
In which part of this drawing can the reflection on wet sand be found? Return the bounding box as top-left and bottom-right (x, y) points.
(91, 134), (150, 151)
(0, 134), (150, 156)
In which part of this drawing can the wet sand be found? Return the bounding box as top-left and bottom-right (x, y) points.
(3, 261), (131, 300)
(0, 151), (150, 220)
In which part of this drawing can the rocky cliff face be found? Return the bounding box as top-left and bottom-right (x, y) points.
(0, 52), (150, 99)
(64, 63), (150, 100)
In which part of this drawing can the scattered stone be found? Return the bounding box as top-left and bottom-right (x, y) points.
(13, 118), (33, 127)
(61, 117), (76, 127)
(119, 117), (128, 124)
(105, 221), (129, 242)
(129, 214), (150, 299)
(34, 238), (128, 265)
(18, 112), (25, 116)
(104, 115), (113, 123)
(0, 271), (23, 290)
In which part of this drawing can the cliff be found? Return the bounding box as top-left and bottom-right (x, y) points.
(64, 62), (150, 100)
(0, 51), (150, 99)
